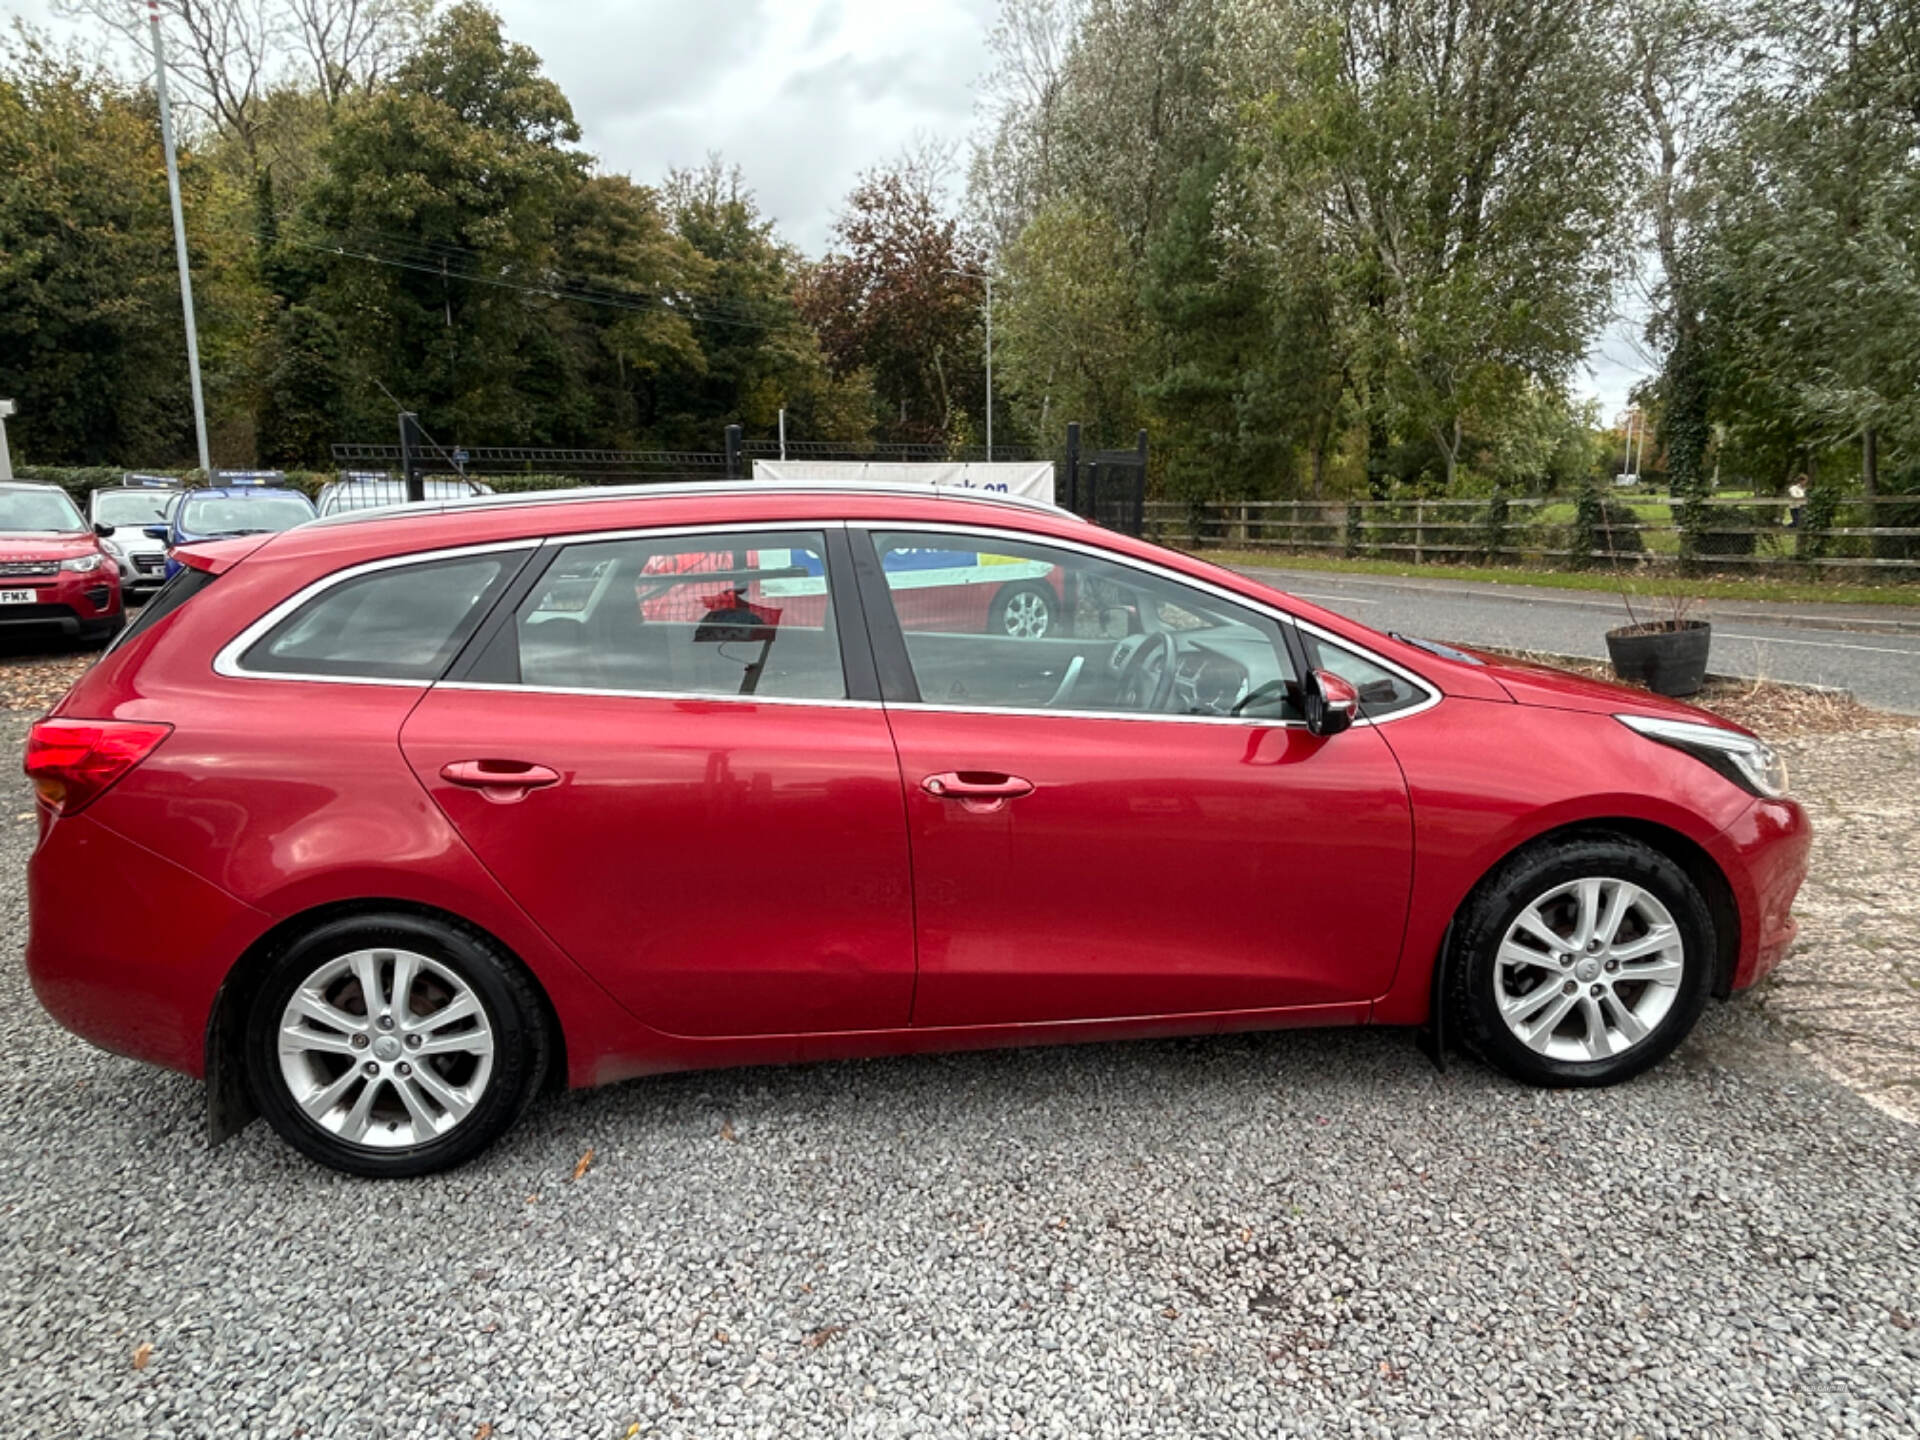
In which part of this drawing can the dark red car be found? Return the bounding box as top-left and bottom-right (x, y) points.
(24, 484), (1810, 1176)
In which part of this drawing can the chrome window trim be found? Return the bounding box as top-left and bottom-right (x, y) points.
(434, 681), (880, 711)
(853, 519), (1443, 729)
(212, 539), (543, 686)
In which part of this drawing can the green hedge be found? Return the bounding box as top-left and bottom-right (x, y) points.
(9, 466), (593, 502)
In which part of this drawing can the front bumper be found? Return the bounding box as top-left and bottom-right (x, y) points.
(1716, 796), (1813, 991)
(0, 568), (124, 636)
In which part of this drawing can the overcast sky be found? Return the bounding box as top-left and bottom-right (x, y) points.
(7, 0), (1642, 413)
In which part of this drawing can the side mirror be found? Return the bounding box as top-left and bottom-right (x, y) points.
(93, 522), (115, 538)
(143, 525), (169, 540)
(1304, 669), (1359, 737)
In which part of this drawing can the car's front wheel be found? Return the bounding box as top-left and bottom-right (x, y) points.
(1452, 835), (1714, 1087)
(245, 914), (548, 1177)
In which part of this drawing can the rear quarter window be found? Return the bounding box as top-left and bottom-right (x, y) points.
(236, 553), (519, 681)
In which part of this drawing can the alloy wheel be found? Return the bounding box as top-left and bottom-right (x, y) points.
(1001, 589), (1051, 639)
(276, 947), (495, 1148)
(1494, 877), (1686, 1063)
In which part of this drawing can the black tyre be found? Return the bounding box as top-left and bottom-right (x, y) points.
(1450, 834), (1714, 1087)
(246, 913), (549, 1177)
(989, 582), (1055, 640)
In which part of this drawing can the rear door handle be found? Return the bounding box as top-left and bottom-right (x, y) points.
(921, 771), (1034, 812)
(439, 759), (562, 803)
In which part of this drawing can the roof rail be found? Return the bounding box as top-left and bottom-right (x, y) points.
(308, 478), (1081, 529)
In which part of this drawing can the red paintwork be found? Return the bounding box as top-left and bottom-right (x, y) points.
(398, 688), (916, 1038)
(0, 531), (123, 626)
(24, 488), (1812, 1096)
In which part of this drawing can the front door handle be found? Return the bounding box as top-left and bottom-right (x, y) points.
(921, 771), (1034, 813)
(439, 759), (562, 803)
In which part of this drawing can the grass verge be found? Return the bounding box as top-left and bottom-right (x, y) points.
(1193, 549), (1920, 608)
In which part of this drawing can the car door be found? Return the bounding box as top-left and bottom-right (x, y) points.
(855, 524), (1418, 1029)
(399, 524), (916, 1039)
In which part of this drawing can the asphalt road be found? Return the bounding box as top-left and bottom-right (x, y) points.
(1235, 566), (1920, 715)
(4, 709), (1920, 1438)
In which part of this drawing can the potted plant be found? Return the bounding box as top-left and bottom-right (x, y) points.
(1605, 588), (1711, 696)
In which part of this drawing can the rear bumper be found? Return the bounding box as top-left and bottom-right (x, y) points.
(1716, 797), (1812, 991)
(26, 811), (268, 1077)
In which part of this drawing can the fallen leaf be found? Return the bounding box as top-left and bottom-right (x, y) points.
(132, 1342), (152, 1370)
(719, 1120), (736, 1142)
(525, 1193), (539, 1204)
(1161, 1307), (1179, 1320)
(712, 1330), (730, 1344)
(802, 1324), (846, 1349)
(626, 1426), (643, 1438)
(474, 1426), (493, 1440)
(571, 1147), (594, 1181)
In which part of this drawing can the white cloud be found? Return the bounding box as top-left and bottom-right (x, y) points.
(7, 0), (997, 254)
(492, 0), (997, 252)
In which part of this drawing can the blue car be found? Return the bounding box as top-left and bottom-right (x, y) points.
(148, 486), (317, 579)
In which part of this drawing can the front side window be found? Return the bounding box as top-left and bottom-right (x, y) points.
(503, 530), (845, 700)
(241, 554), (511, 680)
(869, 530), (1300, 720)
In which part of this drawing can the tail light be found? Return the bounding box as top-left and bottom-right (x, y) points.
(24, 718), (173, 815)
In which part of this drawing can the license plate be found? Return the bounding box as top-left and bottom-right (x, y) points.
(0, 589), (37, 605)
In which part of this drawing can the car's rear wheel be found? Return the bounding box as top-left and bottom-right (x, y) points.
(245, 914), (548, 1177)
(1452, 835), (1714, 1087)
(990, 582), (1055, 640)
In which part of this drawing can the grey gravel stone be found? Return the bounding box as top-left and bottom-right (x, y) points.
(1, 712), (1916, 1439)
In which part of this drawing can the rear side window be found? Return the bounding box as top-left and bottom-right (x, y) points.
(239, 554), (515, 681)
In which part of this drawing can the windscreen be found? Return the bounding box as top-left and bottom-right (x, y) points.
(181, 495), (314, 535)
(94, 491), (176, 527)
(0, 489), (86, 534)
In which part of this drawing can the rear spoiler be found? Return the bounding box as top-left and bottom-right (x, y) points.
(172, 535), (273, 574)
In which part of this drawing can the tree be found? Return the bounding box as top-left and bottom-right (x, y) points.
(283, 2), (588, 443)
(1693, 0), (1920, 498)
(995, 194), (1145, 446)
(655, 160), (872, 448)
(0, 36), (222, 464)
(58, 0), (435, 163)
(1243, 0), (1636, 490)
(799, 153), (988, 445)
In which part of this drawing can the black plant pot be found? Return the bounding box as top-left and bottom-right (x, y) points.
(1605, 620), (1712, 697)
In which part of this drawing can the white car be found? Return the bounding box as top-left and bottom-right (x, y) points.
(88, 480), (179, 596)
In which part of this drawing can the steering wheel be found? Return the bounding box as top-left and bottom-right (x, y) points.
(1118, 632), (1177, 711)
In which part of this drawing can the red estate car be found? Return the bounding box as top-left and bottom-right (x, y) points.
(24, 484), (1810, 1177)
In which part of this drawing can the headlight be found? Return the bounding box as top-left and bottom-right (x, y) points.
(1617, 714), (1789, 798)
(60, 553), (105, 574)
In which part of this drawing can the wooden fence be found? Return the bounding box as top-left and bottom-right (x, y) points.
(1142, 494), (1920, 576)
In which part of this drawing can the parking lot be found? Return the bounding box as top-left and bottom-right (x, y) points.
(4, 695), (1919, 1438)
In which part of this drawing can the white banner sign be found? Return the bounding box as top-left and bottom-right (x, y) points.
(751, 459), (1055, 505)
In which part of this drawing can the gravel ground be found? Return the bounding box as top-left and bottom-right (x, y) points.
(5, 709), (1920, 1438)
(1759, 725), (1920, 1124)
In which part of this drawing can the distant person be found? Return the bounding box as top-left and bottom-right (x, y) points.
(1786, 475), (1808, 529)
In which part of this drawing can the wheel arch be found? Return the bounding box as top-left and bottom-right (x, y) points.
(203, 897), (569, 1145)
(1427, 816), (1742, 1058)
